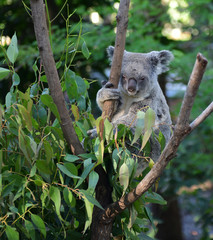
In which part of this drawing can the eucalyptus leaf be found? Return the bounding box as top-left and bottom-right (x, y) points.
(31, 214), (46, 238)
(5, 225), (19, 240)
(0, 67), (10, 80)
(81, 41), (90, 59)
(7, 33), (19, 64)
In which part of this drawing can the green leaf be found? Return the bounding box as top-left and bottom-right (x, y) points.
(132, 111), (145, 145)
(49, 186), (62, 220)
(30, 165), (37, 177)
(64, 162), (78, 184)
(88, 171), (99, 192)
(63, 187), (74, 206)
(57, 163), (81, 179)
(0, 67), (10, 80)
(83, 197), (93, 233)
(104, 118), (114, 144)
(18, 127), (33, 163)
(127, 205), (138, 229)
(64, 154), (80, 162)
(36, 160), (52, 175)
(12, 72), (20, 87)
(94, 138), (104, 165)
(82, 41), (90, 59)
(75, 158), (95, 188)
(144, 192), (167, 205)
(31, 214), (46, 238)
(141, 108), (155, 150)
(7, 33), (19, 64)
(5, 225), (19, 240)
(119, 163), (129, 194)
(1, 180), (15, 197)
(80, 189), (104, 210)
(144, 206), (156, 231)
(157, 130), (166, 152)
(65, 70), (78, 100)
(75, 75), (87, 95)
(40, 94), (61, 122)
(25, 220), (35, 240)
(144, 108), (155, 132)
(71, 104), (79, 121)
(17, 104), (32, 131)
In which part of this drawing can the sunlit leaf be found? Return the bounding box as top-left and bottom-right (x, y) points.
(7, 33), (19, 64)
(132, 111), (145, 145)
(119, 163), (129, 194)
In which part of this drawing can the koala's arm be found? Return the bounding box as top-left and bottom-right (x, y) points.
(96, 82), (120, 111)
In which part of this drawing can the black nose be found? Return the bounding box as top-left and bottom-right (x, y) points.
(128, 78), (137, 92)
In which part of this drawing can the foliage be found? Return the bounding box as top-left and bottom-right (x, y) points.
(0, 23), (168, 239)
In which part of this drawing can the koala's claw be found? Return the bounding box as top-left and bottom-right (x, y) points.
(87, 128), (98, 138)
(105, 82), (114, 88)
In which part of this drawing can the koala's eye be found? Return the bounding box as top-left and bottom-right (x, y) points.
(140, 76), (146, 81)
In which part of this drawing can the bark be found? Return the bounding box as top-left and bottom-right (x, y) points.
(102, 0), (130, 120)
(153, 197), (183, 240)
(91, 1), (130, 239)
(30, 0), (84, 155)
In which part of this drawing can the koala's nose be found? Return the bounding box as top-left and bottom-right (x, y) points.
(128, 78), (137, 92)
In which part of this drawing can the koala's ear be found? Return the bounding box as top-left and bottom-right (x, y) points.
(150, 50), (174, 75)
(107, 46), (114, 61)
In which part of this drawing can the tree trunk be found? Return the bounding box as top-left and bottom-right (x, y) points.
(153, 197), (183, 240)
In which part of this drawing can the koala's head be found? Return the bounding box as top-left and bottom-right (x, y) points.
(107, 46), (173, 98)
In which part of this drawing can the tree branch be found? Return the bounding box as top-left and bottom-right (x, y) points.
(30, 0), (84, 155)
(101, 53), (212, 220)
(102, 0), (130, 120)
(175, 53), (208, 132)
(189, 101), (213, 132)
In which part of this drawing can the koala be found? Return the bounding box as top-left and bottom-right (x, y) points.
(94, 46), (173, 174)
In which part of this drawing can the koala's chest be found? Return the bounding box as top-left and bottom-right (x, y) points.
(112, 95), (135, 120)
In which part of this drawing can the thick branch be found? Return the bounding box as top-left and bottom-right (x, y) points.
(101, 53), (211, 220)
(30, 0), (84, 155)
(102, 0), (130, 120)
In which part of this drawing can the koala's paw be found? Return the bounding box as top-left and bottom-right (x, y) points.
(97, 88), (120, 103)
(87, 128), (98, 138)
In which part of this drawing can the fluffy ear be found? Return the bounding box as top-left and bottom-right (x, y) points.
(150, 50), (174, 75)
(106, 46), (114, 62)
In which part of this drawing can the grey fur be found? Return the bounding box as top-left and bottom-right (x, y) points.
(96, 46), (173, 174)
